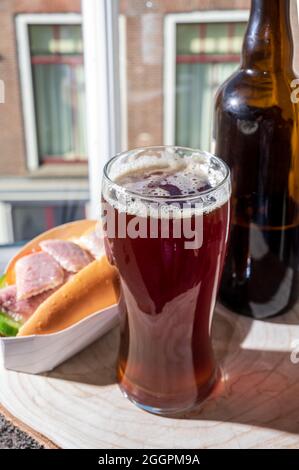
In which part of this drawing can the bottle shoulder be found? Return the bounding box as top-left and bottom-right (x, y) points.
(217, 67), (297, 90)
(215, 68), (298, 114)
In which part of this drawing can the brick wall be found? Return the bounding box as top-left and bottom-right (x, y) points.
(120, 0), (299, 149)
(0, 0), (298, 176)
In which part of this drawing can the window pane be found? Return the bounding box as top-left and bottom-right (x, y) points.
(32, 63), (86, 160)
(11, 202), (86, 243)
(29, 24), (83, 55)
(29, 24), (86, 162)
(175, 22), (246, 151)
(175, 62), (238, 150)
(176, 24), (199, 55)
(176, 23), (247, 56)
(232, 23), (247, 53)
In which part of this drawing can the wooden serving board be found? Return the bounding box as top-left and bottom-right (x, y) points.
(1, 304), (299, 449)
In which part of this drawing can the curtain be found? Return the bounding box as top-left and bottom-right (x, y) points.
(175, 62), (238, 152)
(32, 63), (86, 161)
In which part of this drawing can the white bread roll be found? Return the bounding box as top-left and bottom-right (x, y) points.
(18, 257), (119, 336)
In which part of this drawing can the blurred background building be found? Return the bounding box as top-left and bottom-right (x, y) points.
(0, 0), (298, 244)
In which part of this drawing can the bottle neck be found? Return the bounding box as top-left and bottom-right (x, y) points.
(241, 0), (293, 72)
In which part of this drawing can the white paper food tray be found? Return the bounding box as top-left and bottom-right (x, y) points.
(0, 304), (119, 374)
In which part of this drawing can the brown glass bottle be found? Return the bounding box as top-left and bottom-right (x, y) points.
(215, 0), (299, 318)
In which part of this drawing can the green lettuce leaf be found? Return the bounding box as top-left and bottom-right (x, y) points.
(0, 274), (6, 289)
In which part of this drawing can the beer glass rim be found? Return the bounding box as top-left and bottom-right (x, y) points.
(103, 145), (230, 202)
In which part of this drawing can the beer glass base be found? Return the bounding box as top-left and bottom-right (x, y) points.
(118, 368), (221, 416)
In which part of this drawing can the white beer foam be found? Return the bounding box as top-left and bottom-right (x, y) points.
(104, 149), (230, 218)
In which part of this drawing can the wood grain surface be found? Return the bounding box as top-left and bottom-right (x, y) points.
(1, 303), (299, 449)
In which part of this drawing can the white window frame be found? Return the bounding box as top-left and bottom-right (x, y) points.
(163, 10), (249, 146)
(16, 13), (83, 172)
(82, 0), (121, 219)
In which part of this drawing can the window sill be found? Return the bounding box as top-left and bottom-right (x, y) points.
(0, 176), (89, 202)
(28, 164), (89, 179)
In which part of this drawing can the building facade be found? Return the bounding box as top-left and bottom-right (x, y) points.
(0, 0), (298, 243)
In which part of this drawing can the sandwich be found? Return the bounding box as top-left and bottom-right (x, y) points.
(0, 220), (119, 337)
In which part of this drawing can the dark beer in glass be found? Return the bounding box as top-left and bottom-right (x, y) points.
(102, 147), (231, 414)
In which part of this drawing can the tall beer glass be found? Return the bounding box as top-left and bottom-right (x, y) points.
(102, 146), (231, 414)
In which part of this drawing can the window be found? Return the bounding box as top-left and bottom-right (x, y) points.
(164, 11), (249, 152)
(0, 2), (120, 247)
(29, 24), (86, 164)
(0, 177), (89, 244)
(16, 14), (86, 170)
(12, 202), (86, 243)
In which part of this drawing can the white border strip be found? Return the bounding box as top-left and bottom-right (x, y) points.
(15, 13), (82, 172)
(163, 10), (249, 146)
